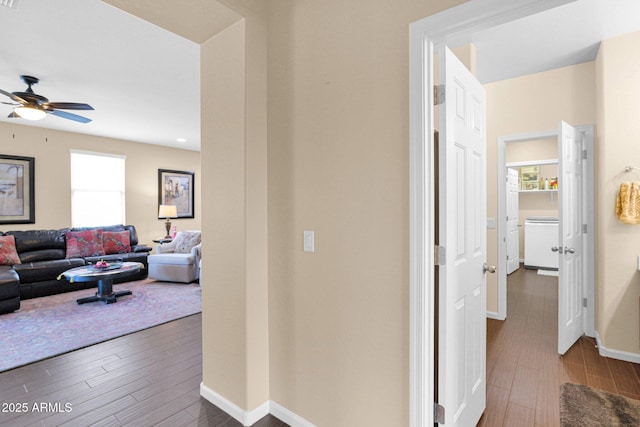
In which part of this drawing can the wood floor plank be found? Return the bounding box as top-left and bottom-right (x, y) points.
(607, 357), (640, 396)
(154, 410), (196, 427)
(120, 382), (202, 426)
(477, 384), (509, 427)
(503, 402), (535, 427)
(509, 365), (538, 409)
(37, 378), (150, 426)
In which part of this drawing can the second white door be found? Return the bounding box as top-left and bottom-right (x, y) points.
(506, 168), (520, 274)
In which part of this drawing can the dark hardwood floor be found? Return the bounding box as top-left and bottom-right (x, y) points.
(478, 267), (640, 427)
(0, 313), (288, 427)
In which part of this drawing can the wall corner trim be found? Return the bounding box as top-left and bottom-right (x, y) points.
(200, 383), (316, 427)
(594, 331), (640, 364)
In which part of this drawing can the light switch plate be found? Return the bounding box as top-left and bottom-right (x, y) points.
(304, 231), (315, 253)
(487, 218), (496, 229)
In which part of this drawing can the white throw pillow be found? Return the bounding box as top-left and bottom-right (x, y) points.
(173, 231), (201, 254)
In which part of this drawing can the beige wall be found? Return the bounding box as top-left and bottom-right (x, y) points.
(265, 2), (465, 425)
(199, 0), (466, 425)
(595, 31), (640, 353)
(485, 62), (596, 313)
(0, 121), (200, 245)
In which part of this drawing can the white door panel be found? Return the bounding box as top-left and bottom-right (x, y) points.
(558, 121), (584, 355)
(438, 47), (486, 427)
(506, 168), (520, 274)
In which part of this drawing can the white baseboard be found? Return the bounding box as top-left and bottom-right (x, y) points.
(270, 401), (317, 427)
(594, 332), (640, 364)
(486, 310), (505, 320)
(200, 383), (316, 427)
(200, 383), (269, 426)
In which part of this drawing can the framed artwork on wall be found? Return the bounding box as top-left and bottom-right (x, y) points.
(0, 154), (35, 224)
(158, 169), (194, 218)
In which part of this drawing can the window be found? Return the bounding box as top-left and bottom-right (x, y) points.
(70, 151), (125, 227)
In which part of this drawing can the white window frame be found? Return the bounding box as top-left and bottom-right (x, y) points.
(70, 150), (126, 227)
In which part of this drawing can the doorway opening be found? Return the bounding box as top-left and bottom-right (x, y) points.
(496, 126), (595, 341)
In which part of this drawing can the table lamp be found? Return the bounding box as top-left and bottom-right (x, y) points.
(158, 204), (178, 239)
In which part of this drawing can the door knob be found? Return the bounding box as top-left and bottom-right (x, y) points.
(483, 263), (496, 274)
(564, 247), (575, 254)
(551, 247), (563, 253)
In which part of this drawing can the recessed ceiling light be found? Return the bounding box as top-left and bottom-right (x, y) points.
(176, 138), (187, 143)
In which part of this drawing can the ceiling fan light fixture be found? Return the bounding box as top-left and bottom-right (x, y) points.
(14, 106), (46, 121)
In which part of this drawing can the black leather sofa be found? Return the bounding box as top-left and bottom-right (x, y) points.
(0, 225), (151, 314)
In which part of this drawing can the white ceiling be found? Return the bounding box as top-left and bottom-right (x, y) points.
(471, 0), (640, 83)
(0, 0), (203, 151)
(1, 0), (639, 151)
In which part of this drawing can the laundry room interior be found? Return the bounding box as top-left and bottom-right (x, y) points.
(506, 137), (559, 272)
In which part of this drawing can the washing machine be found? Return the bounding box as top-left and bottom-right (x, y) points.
(524, 217), (559, 270)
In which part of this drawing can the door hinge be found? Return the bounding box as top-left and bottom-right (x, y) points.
(435, 245), (446, 266)
(434, 84), (445, 105)
(582, 149), (587, 160)
(583, 298), (588, 308)
(434, 403), (445, 424)
(582, 224), (588, 234)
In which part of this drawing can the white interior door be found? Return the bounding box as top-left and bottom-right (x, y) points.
(506, 168), (520, 274)
(438, 46), (486, 427)
(557, 120), (584, 355)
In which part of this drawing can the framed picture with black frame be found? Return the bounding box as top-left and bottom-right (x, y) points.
(0, 154), (35, 224)
(158, 169), (194, 218)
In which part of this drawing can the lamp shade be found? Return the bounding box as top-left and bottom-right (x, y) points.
(158, 204), (178, 218)
(14, 106), (46, 121)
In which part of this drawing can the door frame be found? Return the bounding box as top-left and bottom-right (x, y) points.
(495, 127), (595, 334)
(409, 0), (577, 425)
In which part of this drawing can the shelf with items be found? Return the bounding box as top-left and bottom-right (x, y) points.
(518, 188), (558, 203)
(518, 189), (558, 194)
(506, 158), (558, 168)
(507, 159), (559, 194)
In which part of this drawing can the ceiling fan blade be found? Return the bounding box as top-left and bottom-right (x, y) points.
(48, 109), (92, 123)
(0, 88), (27, 104)
(1, 101), (19, 106)
(43, 102), (94, 111)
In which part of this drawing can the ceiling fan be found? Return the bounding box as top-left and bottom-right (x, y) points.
(0, 75), (94, 123)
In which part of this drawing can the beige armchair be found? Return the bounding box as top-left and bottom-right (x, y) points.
(147, 230), (201, 283)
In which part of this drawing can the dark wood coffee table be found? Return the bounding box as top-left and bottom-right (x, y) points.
(61, 261), (143, 304)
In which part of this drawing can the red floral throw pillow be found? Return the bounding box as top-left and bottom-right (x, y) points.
(0, 235), (21, 265)
(102, 230), (131, 254)
(65, 229), (105, 258)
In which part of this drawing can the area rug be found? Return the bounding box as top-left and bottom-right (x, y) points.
(0, 279), (201, 372)
(538, 269), (559, 276)
(560, 383), (640, 426)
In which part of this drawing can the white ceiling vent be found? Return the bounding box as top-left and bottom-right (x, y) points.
(1, 0), (21, 9)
